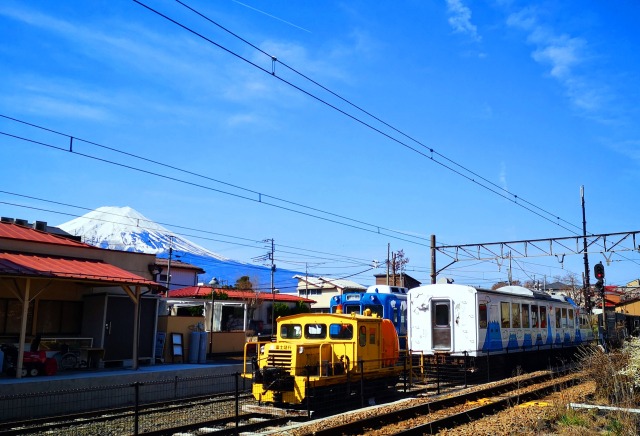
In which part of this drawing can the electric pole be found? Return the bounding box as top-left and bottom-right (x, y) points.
(166, 235), (174, 298)
(581, 186), (592, 313)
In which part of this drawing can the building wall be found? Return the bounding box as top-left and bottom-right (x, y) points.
(157, 316), (247, 362)
(616, 300), (640, 316)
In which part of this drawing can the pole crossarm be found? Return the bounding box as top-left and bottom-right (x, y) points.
(435, 231), (640, 262)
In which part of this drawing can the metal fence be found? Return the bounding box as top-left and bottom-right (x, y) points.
(0, 347), (591, 434)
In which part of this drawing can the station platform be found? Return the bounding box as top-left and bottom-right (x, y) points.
(0, 359), (246, 397)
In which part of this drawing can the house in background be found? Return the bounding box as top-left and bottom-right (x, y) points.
(374, 273), (421, 290)
(293, 275), (366, 312)
(158, 285), (315, 360)
(149, 258), (205, 291)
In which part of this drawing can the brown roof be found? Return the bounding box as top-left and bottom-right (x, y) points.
(0, 251), (160, 288)
(154, 258), (205, 273)
(169, 286), (315, 303)
(0, 221), (92, 248)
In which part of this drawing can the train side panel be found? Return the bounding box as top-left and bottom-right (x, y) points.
(409, 284), (596, 359)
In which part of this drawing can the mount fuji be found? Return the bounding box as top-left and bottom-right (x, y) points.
(58, 206), (301, 293)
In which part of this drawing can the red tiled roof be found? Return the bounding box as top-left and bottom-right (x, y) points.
(0, 251), (160, 287)
(0, 221), (92, 249)
(168, 286), (315, 303)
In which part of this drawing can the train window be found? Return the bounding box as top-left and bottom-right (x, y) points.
(561, 308), (568, 328)
(540, 306), (547, 328)
(511, 303), (521, 328)
(359, 326), (366, 347)
(478, 303), (487, 329)
(568, 309), (574, 328)
(344, 305), (361, 315)
(280, 324), (302, 339)
(501, 302), (510, 328)
(304, 324), (327, 339)
(531, 305), (539, 328)
(522, 304), (530, 328)
(329, 323), (353, 340)
(434, 303), (449, 326)
(369, 327), (376, 345)
(555, 308), (561, 328)
(364, 304), (384, 318)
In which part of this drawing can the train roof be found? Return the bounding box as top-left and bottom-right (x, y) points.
(276, 312), (383, 323)
(366, 285), (408, 294)
(409, 283), (569, 303)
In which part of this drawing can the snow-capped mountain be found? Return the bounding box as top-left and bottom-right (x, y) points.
(58, 206), (227, 260)
(57, 206), (302, 292)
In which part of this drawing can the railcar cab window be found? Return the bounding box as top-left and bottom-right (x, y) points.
(329, 323), (353, 340)
(305, 323), (327, 339)
(531, 305), (539, 328)
(364, 304), (383, 317)
(343, 305), (360, 315)
(280, 324), (302, 339)
(555, 308), (562, 329)
(501, 302), (510, 328)
(478, 303), (488, 329)
(561, 308), (568, 328)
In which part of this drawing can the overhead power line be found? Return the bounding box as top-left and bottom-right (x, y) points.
(0, 191), (378, 270)
(0, 114), (429, 248)
(134, 0), (584, 236)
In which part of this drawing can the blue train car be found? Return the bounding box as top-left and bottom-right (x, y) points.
(330, 285), (408, 347)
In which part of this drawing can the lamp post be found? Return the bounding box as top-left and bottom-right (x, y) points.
(208, 277), (219, 355)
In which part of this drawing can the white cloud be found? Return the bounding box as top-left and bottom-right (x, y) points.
(505, 7), (606, 113)
(499, 161), (508, 191)
(446, 0), (481, 42)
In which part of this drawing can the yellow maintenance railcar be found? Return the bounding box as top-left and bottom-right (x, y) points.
(243, 309), (400, 406)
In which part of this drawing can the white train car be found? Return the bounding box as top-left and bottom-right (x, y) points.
(408, 283), (595, 357)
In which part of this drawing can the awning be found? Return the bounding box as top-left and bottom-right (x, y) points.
(0, 251), (160, 288)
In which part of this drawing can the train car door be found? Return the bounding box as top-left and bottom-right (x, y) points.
(432, 299), (451, 350)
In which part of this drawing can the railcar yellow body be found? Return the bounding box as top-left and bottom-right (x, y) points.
(243, 310), (400, 405)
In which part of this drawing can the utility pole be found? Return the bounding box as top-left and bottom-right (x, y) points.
(386, 243), (390, 285)
(166, 235), (174, 298)
(581, 186), (592, 313)
(268, 239), (275, 334)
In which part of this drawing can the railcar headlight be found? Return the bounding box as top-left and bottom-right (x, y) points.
(298, 346), (304, 354)
(260, 345), (265, 355)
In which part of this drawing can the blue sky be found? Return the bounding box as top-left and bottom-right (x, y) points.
(1, 0), (639, 289)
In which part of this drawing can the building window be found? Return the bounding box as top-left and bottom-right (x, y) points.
(0, 299), (34, 335)
(36, 300), (83, 335)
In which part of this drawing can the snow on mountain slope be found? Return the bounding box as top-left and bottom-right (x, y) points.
(58, 206), (227, 260)
(58, 206), (303, 292)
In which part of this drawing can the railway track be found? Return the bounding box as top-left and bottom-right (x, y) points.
(286, 369), (581, 436)
(0, 391), (263, 435)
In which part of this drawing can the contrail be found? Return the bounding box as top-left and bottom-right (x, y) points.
(231, 0), (311, 33)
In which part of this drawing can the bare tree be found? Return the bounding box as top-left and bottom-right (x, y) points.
(390, 249), (409, 286)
